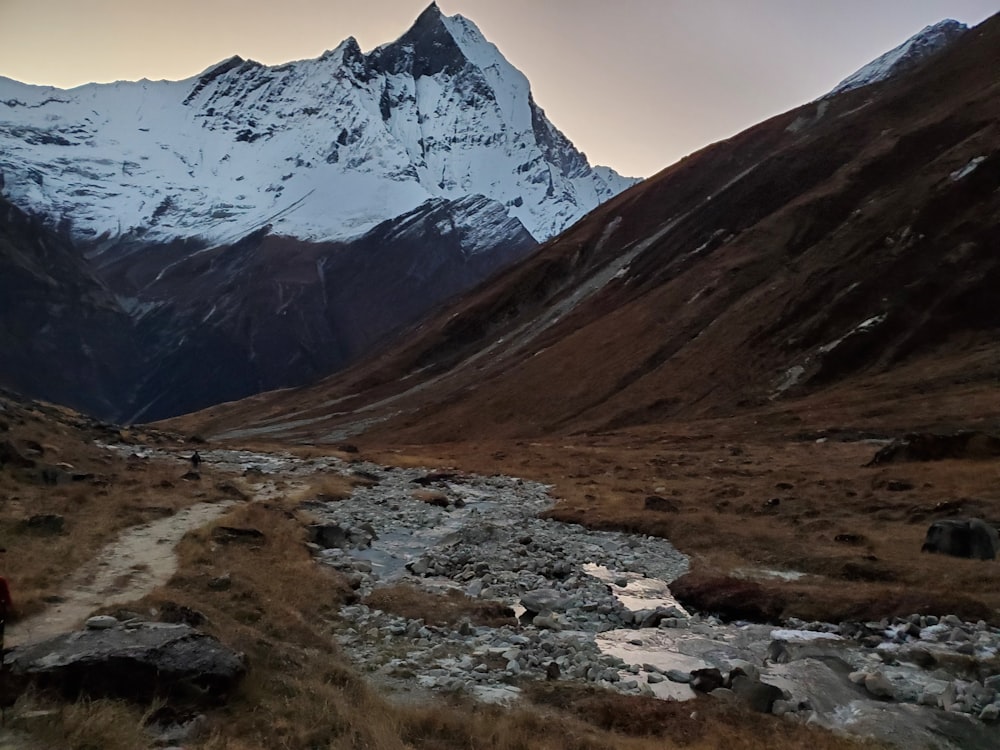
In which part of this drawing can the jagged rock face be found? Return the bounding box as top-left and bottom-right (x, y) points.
(177, 13), (1000, 444)
(108, 194), (536, 423)
(0, 3), (586, 421)
(0, 196), (139, 418)
(0, 189), (532, 423)
(830, 19), (968, 95)
(0, 3), (635, 246)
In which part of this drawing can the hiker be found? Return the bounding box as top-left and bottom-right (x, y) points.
(190, 451), (202, 470)
(0, 551), (11, 653)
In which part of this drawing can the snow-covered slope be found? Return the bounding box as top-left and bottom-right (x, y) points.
(0, 3), (636, 247)
(830, 20), (968, 95)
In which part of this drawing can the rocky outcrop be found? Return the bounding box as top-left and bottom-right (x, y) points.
(922, 518), (999, 560)
(868, 433), (1000, 465)
(3, 620), (246, 704)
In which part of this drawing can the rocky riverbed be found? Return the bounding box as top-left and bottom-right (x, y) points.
(119, 446), (1000, 749)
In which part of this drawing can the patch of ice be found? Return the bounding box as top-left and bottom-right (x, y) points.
(950, 156), (986, 181)
(773, 365), (806, 396)
(770, 629), (843, 642)
(735, 567), (808, 582)
(584, 564), (689, 614)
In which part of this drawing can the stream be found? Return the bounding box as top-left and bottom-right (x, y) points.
(44, 445), (1000, 749)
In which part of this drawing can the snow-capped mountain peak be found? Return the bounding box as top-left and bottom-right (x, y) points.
(830, 19), (968, 96)
(0, 4), (637, 247)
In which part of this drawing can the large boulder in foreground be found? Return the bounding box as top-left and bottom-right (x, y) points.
(2, 621), (245, 704)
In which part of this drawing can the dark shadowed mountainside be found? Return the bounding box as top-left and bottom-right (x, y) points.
(176, 14), (1000, 444)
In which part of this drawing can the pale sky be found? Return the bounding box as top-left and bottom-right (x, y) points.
(1, 1), (997, 176)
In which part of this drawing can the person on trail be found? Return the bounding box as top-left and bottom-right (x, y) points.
(0, 550), (12, 654)
(190, 451), (202, 470)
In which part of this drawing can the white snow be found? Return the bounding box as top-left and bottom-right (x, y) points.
(950, 156), (986, 181)
(830, 20), (967, 96)
(0, 8), (637, 249)
(770, 629), (843, 642)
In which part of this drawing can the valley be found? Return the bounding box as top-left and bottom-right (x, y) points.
(2, 4), (1000, 749)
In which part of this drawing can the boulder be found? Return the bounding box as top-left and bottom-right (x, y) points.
(921, 518), (999, 560)
(864, 671), (896, 700)
(3, 622), (245, 704)
(520, 588), (571, 614)
(308, 523), (350, 549)
(690, 667), (725, 693)
(85, 615), (119, 630)
(730, 676), (785, 713)
(643, 495), (679, 513)
(665, 669), (693, 684)
(867, 432), (1000, 465)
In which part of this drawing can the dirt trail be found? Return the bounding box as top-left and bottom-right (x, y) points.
(7, 500), (236, 647)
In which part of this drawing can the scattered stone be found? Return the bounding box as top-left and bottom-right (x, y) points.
(864, 672), (895, 699)
(521, 589), (571, 614)
(412, 490), (449, 508)
(85, 615), (119, 630)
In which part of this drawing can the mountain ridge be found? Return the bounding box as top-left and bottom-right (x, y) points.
(172, 12), (1000, 444)
(0, 3), (635, 248)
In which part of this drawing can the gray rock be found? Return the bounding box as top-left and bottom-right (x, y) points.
(3, 622), (245, 703)
(980, 704), (1000, 722)
(521, 588), (571, 614)
(919, 680), (950, 707)
(406, 557), (431, 576)
(532, 613), (564, 631)
(938, 682), (958, 712)
(647, 672), (665, 684)
(85, 615), (119, 630)
(772, 699), (795, 716)
(665, 669), (692, 684)
(864, 672), (895, 700)
(727, 659), (760, 683)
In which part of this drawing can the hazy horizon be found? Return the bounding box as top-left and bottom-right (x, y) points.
(2, 1), (997, 176)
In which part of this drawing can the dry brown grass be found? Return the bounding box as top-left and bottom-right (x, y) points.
(361, 429), (1000, 625)
(0, 403), (213, 619)
(9, 693), (152, 750)
(524, 683), (886, 749)
(118, 476), (872, 750)
(286, 473), (355, 505)
(364, 584), (516, 628)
